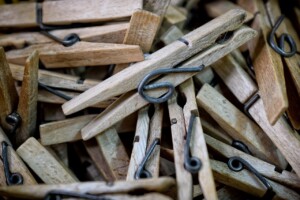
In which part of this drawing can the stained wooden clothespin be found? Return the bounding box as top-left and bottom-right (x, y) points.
(210, 159), (300, 200)
(0, 127), (36, 186)
(6, 42), (144, 68)
(0, 177), (175, 199)
(16, 137), (78, 184)
(112, 10), (161, 74)
(0, 22), (129, 49)
(127, 104), (163, 180)
(0, 48), (38, 146)
(62, 9), (251, 116)
(205, 134), (300, 189)
(0, 0), (142, 28)
(211, 50), (300, 177)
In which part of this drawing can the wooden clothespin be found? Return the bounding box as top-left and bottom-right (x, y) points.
(0, 22), (129, 49)
(6, 42), (144, 68)
(0, 0), (142, 28)
(178, 79), (218, 200)
(0, 48), (38, 146)
(210, 50), (300, 177)
(112, 10), (161, 74)
(205, 134), (300, 189)
(16, 137), (78, 184)
(0, 177), (175, 199)
(210, 159), (300, 200)
(0, 127), (36, 186)
(77, 12), (256, 141)
(127, 104), (163, 180)
(62, 9), (251, 115)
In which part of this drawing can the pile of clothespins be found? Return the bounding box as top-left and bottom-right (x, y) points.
(0, 0), (299, 199)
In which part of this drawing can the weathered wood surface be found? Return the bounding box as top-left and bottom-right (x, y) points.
(0, 128), (37, 186)
(16, 137), (78, 184)
(6, 42), (144, 68)
(113, 10), (161, 74)
(96, 127), (129, 180)
(62, 9), (248, 115)
(211, 159), (300, 200)
(40, 115), (97, 145)
(0, 23), (128, 49)
(0, 48), (18, 131)
(10, 63), (100, 92)
(0, 177), (176, 199)
(80, 25), (256, 140)
(168, 93), (193, 200)
(0, 0), (142, 28)
(143, 0), (171, 17)
(179, 79), (217, 200)
(205, 134), (300, 189)
(247, 0), (287, 124)
(15, 51), (39, 146)
(127, 107), (150, 181)
(197, 84), (284, 167)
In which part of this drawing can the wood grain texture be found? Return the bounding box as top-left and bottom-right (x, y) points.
(113, 10), (161, 74)
(7, 42), (144, 68)
(0, 23), (128, 49)
(168, 93), (193, 200)
(205, 134), (300, 189)
(81, 25), (257, 140)
(0, 48), (18, 131)
(211, 159), (300, 200)
(96, 128), (129, 180)
(16, 51), (39, 146)
(145, 104), (163, 177)
(62, 9), (247, 115)
(160, 25), (184, 45)
(16, 137), (78, 184)
(127, 106), (150, 180)
(0, 177), (175, 199)
(205, 1), (253, 22)
(143, 0), (171, 17)
(163, 5), (187, 30)
(179, 79), (218, 200)
(0, 128), (36, 186)
(197, 84), (284, 167)
(10, 63), (100, 92)
(248, 0), (287, 124)
(0, 0), (141, 28)
(212, 54), (257, 103)
(249, 99), (300, 177)
(84, 139), (116, 181)
(40, 115), (96, 145)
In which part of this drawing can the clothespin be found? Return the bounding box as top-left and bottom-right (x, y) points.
(0, 47), (38, 146)
(112, 10), (161, 74)
(178, 79), (218, 200)
(6, 42), (144, 68)
(0, 22), (129, 49)
(0, 177), (175, 199)
(205, 134), (300, 189)
(62, 9), (252, 116)
(0, 127), (36, 186)
(78, 10), (256, 141)
(127, 104), (163, 180)
(0, 0), (142, 28)
(16, 137), (78, 184)
(209, 49), (300, 177)
(210, 159), (300, 200)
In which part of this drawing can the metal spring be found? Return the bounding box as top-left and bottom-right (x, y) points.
(138, 65), (204, 104)
(227, 156), (275, 199)
(1, 141), (23, 185)
(134, 138), (160, 179)
(36, 3), (80, 47)
(231, 140), (252, 155)
(44, 190), (111, 200)
(184, 112), (202, 174)
(38, 82), (72, 101)
(268, 15), (297, 57)
(244, 93), (260, 120)
(6, 112), (22, 135)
